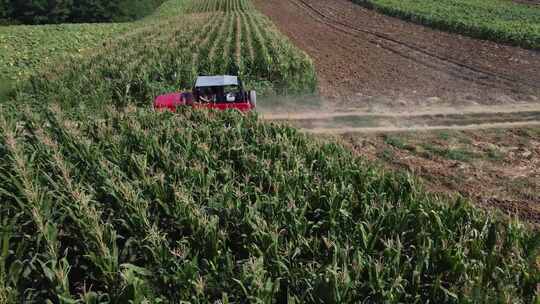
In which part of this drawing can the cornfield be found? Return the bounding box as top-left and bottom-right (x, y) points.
(19, 0), (317, 111)
(1, 0), (538, 302)
(0, 104), (538, 302)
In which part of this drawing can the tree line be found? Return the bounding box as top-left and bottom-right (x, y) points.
(0, 0), (165, 24)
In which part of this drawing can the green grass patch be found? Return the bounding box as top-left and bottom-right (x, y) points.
(0, 77), (15, 101)
(353, 0), (540, 49)
(383, 134), (407, 149)
(438, 131), (451, 141)
(421, 143), (477, 162)
(382, 134), (417, 152)
(146, 0), (193, 18)
(378, 147), (396, 161)
(516, 127), (540, 140)
(486, 146), (505, 161)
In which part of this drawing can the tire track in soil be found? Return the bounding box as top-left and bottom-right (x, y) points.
(262, 102), (540, 120)
(303, 121), (540, 134)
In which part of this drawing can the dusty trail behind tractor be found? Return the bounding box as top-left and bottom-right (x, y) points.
(259, 96), (540, 134)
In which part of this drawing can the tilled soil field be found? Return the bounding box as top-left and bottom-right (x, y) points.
(254, 0), (540, 109)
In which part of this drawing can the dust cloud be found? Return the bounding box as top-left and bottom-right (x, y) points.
(258, 94), (540, 133)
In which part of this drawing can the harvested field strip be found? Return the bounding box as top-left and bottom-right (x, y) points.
(262, 103), (540, 120)
(263, 96), (540, 133)
(267, 111), (540, 126)
(304, 121), (540, 134)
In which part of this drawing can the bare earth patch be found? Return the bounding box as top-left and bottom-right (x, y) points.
(341, 128), (540, 224)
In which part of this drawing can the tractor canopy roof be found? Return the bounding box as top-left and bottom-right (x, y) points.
(195, 75), (239, 87)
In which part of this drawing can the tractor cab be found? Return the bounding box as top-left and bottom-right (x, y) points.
(154, 75), (256, 112)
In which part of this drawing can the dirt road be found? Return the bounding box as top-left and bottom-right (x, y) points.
(262, 103), (540, 133)
(255, 0), (540, 109)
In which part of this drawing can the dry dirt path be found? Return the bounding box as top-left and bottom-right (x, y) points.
(254, 0), (540, 109)
(262, 103), (540, 133)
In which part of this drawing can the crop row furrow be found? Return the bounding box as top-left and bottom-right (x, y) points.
(246, 13), (272, 78)
(195, 14), (226, 75)
(208, 13), (229, 63)
(188, 16), (217, 81)
(220, 13), (237, 74)
(240, 12), (255, 62)
(235, 14), (243, 70)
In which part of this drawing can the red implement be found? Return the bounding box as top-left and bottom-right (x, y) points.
(154, 93), (184, 111)
(153, 75), (257, 112)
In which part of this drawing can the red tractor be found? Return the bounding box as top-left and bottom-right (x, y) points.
(153, 75), (257, 112)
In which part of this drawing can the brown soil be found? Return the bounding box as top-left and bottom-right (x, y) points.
(341, 128), (540, 224)
(513, 0), (540, 5)
(254, 0), (540, 108)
